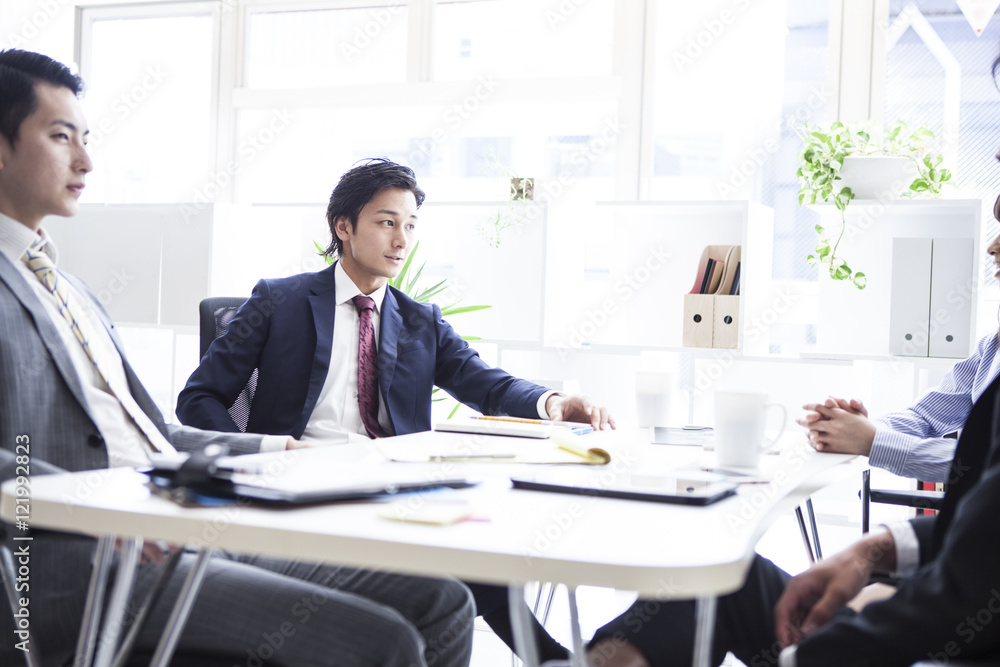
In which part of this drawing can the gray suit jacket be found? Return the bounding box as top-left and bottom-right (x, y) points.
(0, 252), (263, 667)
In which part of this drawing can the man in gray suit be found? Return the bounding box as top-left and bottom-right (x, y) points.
(0, 49), (474, 667)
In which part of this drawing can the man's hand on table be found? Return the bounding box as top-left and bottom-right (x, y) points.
(546, 394), (616, 431)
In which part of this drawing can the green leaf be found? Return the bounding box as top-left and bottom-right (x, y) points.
(816, 241), (831, 259)
(814, 224), (824, 235)
(852, 272), (867, 289)
(405, 261), (427, 294)
(391, 240), (420, 289)
(834, 265), (850, 280)
(313, 241), (334, 266)
(412, 278), (449, 302)
(806, 254), (817, 267)
(442, 304), (491, 316)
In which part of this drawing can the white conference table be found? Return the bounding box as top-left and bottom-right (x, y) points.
(1, 428), (859, 667)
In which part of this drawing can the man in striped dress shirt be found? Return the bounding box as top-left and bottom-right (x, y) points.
(799, 227), (1000, 484)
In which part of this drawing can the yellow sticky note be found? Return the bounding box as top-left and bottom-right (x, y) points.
(377, 501), (473, 526)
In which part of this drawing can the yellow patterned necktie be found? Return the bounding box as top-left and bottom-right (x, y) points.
(22, 245), (177, 454)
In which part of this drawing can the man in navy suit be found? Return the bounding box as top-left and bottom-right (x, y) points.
(177, 158), (616, 660)
(177, 159), (613, 440)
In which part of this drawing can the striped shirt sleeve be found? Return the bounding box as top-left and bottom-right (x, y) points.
(869, 334), (998, 481)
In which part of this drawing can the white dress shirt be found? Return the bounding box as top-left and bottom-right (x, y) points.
(0, 212), (155, 467)
(300, 262), (392, 443)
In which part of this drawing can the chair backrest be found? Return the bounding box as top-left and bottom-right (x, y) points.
(197, 297), (257, 433)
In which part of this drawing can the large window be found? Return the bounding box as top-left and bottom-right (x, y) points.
(80, 0), (1000, 358)
(882, 1), (1000, 331)
(246, 3), (409, 87)
(78, 4), (216, 204)
(432, 0), (614, 80)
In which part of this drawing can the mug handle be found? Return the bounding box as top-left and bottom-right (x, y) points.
(759, 403), (787, 450)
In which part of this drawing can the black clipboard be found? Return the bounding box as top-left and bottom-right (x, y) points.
(510, 470), (737, 506)
(144, 447), (476, 507)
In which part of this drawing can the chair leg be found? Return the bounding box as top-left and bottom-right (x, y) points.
(861, 469), (871, 534)
(794, 506), (815, 563)
(112, 549), (184, 667)
(805, 498), (823, 560)
(508, 585), (540, 667)
(567, 587), (586, 667)
(75, 535), (116, 667)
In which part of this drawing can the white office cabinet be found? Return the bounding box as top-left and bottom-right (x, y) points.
(815, 199), (981, 358)
(888, 238), (932, 356)
(928, 238), (975, 358)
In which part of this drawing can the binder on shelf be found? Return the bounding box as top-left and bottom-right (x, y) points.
(889, 237), (974, 359)
(713, 246), (741, 349)
(682, 294), (715, 347)
(683, 244), (741, 349)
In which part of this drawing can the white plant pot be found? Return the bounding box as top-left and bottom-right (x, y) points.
(836, 156), (918, 200)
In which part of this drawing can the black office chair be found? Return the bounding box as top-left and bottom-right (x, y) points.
(198, 296), (256, 433)
(859, 431), (953, 534)
(861, 468), (945, 533)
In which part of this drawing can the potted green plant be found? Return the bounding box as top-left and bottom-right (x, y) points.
(791, 118), (952, 289)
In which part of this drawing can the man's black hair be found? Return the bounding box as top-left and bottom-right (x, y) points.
(325, 158), (425, 258)
(0, 49), (84, 145)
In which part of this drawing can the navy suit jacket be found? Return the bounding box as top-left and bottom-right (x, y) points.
(177, 263), (548, 438)
(796, 371), (1000, 665)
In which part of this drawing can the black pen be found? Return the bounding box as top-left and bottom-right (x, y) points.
(429, 454), (516, 461)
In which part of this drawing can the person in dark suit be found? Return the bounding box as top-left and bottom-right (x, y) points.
(0, 48), (474, 667)
(176, 160), (614, 440)
(176, 157), (616, 660)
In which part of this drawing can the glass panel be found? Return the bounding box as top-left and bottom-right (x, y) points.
(649, 0), (830, 353)
(883, 1), (1000, 325)
(247, 4), (408, 88)
(234, 98), (618, 204)
(433, 0), (614, 80)
(81, 14), (214, 204)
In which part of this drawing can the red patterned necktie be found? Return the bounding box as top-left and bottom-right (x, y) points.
(352, 295), (388, 439)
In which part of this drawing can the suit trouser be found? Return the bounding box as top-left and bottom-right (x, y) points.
(127, 551), (475, 667)
(589, 555), (793, 667)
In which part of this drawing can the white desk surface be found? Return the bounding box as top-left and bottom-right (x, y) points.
(1, 429), (859, 599)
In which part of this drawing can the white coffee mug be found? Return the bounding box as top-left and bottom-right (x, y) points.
(713, 391), (787, 468)
(635, 371), (672, 428)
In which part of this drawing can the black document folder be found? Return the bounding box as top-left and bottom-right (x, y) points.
(511, 470), (737, 506)
(144, 448), (476, 507)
